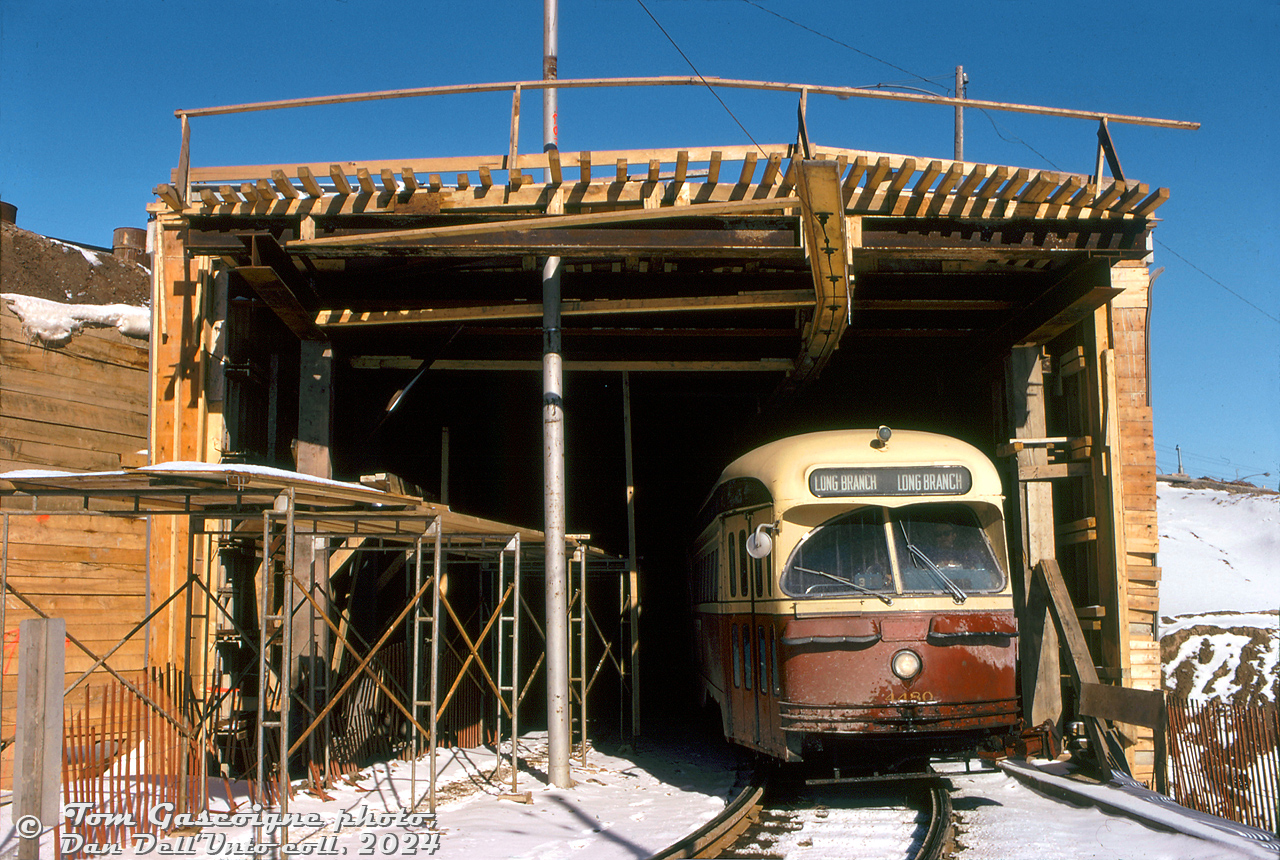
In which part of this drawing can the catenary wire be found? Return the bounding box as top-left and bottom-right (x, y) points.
(635, 0), (768, 156)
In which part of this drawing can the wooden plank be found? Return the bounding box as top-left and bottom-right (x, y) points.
(0, 391), (146, 439)
(975, 165), (1010, 198)
(293, 195), (800, 249)
(1037, 559), (1100, 690)
(356, 168), (377, 194)
(1079, 682), (1164, 730)
(841, 155), (868, 199)
(1, 365), (148, 414)
(0, 417), (143, 457)
(1132, 187), (1170, 218)
(329, 165), (353, 195)
(403, 167), (420, 192)
(1018, 463), (1092, 481)
(270, 170), (300, 199)
(737, 152), (758, 185)
(548, 148), (563, 185)
(1093, 180), (1126, 210)
(996, 167), (1030, 200)
(379, 169), (399, 194)
(615, 159), (629, 183)
(318, 289), (812, 327)
(297, 166), (324, 197)
(707, 151), (721, 184)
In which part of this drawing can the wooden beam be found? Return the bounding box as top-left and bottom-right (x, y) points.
(315, 288), (812, 327)
(402, 168), (420, 192)
(329, 165), (353, 195)
(579, 151), (591, 183)
(737, 152), (758, 185)
(380, 169), (399, 194)
(424, 359), (794, 372)
(290, 195), (801, 249)
(356, 168), (377, 194)
(271, 170), (300, 199)
(235, 267), (324, 340)
(548, 148), (562, 185)
(297, 166), (324, 198)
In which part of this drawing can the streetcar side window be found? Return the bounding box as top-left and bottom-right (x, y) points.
(770, 625), (781, 697)
(739, 530), (749, 598)
(757, 625), (768, 697)
(731, 626), (741, 688)
(780, 507), (894, 598)
(728, 537), (737, 597)
(742, 625), (753, 690)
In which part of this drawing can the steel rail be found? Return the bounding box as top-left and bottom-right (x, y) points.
(645, 767), (768, 859)
(915, 775), (954, 860)
(646, 764), (952, 860)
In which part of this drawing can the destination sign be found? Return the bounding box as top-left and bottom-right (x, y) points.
(808, 466), (972, 497)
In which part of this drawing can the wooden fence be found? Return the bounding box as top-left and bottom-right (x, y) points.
(61, 666), (200, 855)
(1167, 697), (1278, 834)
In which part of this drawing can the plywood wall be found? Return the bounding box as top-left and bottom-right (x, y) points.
(0, 304), (151, 787)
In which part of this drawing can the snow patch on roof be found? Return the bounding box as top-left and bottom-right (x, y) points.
(2, 293), (149, 344)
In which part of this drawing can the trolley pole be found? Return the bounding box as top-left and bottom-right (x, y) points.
(542, 0), (572, 790)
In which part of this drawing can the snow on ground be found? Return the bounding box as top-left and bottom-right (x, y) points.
(0, 733), (738, 859)
(1157, 482), (1279, 706)
(945, 763), (1268, 860)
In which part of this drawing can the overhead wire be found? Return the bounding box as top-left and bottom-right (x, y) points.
(634, 0), (767, 156)
(1153, 240), (1280, 326)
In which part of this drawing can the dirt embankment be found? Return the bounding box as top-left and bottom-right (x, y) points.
(1, 220), (150, 306)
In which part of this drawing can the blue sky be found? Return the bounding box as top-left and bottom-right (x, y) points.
(2, 1), (1276, 484)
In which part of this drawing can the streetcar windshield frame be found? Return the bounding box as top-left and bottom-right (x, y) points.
(779, 503), (1006, 599)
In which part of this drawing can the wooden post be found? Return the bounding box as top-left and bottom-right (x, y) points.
(14, 618), (65, 860)
(1007, 347), (1062, 728)
(295, 339), (333, 752)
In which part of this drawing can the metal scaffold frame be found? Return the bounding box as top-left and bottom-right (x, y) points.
(0, 465), (624, 854)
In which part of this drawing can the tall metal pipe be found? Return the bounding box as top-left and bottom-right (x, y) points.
(954, 66), (966, 162)
(542, 0), (572, 790)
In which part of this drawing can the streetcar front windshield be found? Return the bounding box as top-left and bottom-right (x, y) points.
(780, 504), (1005, 598)
(780, 508), (894, 598)
(893, 504), (1005, 594)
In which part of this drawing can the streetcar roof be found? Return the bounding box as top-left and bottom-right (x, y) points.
(711, 429), (1004, 512)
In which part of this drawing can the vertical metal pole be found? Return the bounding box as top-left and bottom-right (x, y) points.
(410, 536), (423, 808)
(256, 510), (269, 846)
(954, 66), (965, 162)
(429, 519), (442, 813)
(542, 0), (571, 791)
(511, 534), (521, 793)
(622, 372), (640, 738)
(279, 490), (294, 850)
(578, 547), (587, 767)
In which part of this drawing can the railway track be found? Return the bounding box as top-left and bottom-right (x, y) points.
(649, 768), (951, 860)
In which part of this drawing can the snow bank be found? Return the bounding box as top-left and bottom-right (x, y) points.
(1157, 483), (1279, 618)
(2, 292), (149, 344)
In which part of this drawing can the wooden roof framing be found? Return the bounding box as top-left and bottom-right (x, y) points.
(151, 77), (1181, 391)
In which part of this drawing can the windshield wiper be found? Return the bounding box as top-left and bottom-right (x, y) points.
(795, 566), (893, 605)
(899, 523), (967, 604)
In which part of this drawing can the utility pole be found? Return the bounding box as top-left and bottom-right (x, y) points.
(954, 65), (966, 162)
(542, 0), (571, 790)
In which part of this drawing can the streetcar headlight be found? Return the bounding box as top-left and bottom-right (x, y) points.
(891, 649), (922, 680)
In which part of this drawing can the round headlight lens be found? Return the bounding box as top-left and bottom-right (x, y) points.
(891, 649), (922, 680)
